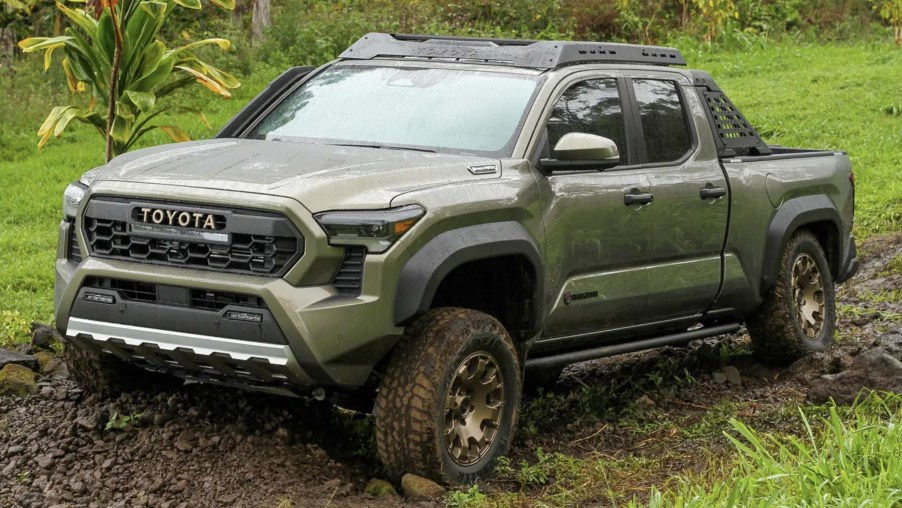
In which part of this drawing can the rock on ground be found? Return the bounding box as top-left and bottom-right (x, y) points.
(0, 363), (37, 397)
(401, 474), (445, 499)
(365, 478), (399, 497)
(807, 348), (902, 405)
(0, 349), (39, 372)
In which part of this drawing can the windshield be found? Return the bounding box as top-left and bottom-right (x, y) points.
(249, 65), (541, 157)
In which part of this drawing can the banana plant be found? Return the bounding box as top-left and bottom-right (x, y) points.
(19, 0), (239, 161)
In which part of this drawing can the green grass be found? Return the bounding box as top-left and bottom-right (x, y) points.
(642, 393), (902, 507)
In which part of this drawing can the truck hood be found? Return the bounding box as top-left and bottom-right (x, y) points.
(95, 139), (501, 212)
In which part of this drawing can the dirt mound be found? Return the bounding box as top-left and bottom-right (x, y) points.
(0, 379), (426, 507)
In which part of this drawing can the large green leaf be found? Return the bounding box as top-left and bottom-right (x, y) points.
(121, 1), (167, 82)
(55, 2), (98, 39)
(130, 55), (174, 92)
(164, 37), (230, 59)
(65, 28), (111, 83)
(177, 56), (240, 88)
(110, 114), (132, 143)
(95, 11), (116, 62)
(36, 105), (101, 147)
(37, 106), (72, 148)
(115, 101), (136, 121)
(17, 35), (72, 53)
(174, 64), (232, 97)
(124, 90), (155, 112)
(172, 0), (200, 9)
(137, 40), (165, 78)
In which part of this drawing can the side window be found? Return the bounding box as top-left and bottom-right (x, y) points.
(633, 79), (692, 163)
(546, 79), (626, 159)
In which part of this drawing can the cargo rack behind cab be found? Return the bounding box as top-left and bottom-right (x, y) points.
(339, 33), (687, 70)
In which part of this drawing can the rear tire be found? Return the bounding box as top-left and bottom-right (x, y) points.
(747, 230), (836, 365)
(375, 308), (521, 484)
(63, 341), (181, 396)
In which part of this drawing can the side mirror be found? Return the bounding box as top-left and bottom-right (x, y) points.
(553, 132), (619, 160)
(540, 132), (620, 173)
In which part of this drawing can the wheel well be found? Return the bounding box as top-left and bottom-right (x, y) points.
(800, 221), (840, 278)
(430, 256), (537, 343)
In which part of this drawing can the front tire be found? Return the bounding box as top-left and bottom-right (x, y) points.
(747, 230), (836, 365)
(375, 308), (521, 484)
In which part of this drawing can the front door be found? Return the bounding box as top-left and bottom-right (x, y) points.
(533, 76), (658, 339)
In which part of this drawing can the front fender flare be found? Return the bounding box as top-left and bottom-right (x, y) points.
(394, 221), (543, 332)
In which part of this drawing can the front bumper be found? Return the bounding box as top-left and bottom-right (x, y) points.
(57, 254), (406, 390)
(55, 185), (409, 391)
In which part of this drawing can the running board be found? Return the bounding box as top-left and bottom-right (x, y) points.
(525, 323), (742, 370)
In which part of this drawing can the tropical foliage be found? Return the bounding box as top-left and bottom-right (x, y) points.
(873, 0), (902, 44)
(18, 0), (239, 160)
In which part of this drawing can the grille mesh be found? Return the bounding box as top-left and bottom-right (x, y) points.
(83, 216), (300, 276)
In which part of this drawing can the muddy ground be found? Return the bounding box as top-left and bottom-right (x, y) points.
(1, 232), (900, 507)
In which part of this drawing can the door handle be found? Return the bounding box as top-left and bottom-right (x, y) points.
(624, 191), (654, 206)
(699, 186), (727, 200)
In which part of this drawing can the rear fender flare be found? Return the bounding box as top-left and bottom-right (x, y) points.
(761, 195), (842, 294)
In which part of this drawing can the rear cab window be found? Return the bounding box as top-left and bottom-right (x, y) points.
(632, 79), (694, 164)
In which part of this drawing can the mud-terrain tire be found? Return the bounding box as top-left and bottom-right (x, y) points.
(375, 307), (521, 484)
(747, 230), (836, 365)
(64, 342), (181, 396)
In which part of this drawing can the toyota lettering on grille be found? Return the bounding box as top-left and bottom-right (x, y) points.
(139, 207), (220, 230)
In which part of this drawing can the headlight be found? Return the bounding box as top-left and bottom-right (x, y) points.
(314, 204), (425, 253)
(62, 182), (87, 219)
(63, 167), (103, 219)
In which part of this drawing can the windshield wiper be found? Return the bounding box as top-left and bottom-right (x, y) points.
(330, 143), (436, 153)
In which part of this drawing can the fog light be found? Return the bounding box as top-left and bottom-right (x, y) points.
(225, 311), (263, 323)
(84, 292), (115, 304)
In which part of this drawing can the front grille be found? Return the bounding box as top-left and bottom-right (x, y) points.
(84, 277), (267, 311)
(332, 247), (366, 296)
(67, 221), (83, 263)
(82, 198), (303, 277)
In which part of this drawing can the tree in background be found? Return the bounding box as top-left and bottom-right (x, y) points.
(691, 0), (738, 42)
(873, 0), (902, 44)
(251, 0), (268, 43)
(18, 0), (239, 161)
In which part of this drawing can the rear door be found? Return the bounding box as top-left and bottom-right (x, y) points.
(627, 76), (729, 320)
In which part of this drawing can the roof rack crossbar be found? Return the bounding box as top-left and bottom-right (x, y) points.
(339, 33), (687, 70)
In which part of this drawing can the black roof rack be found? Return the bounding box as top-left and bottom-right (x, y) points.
(339, 33), (686, 70)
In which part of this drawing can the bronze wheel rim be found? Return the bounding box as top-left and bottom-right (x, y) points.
(443, 351), (505, 466)
(792, 253), (825, 338)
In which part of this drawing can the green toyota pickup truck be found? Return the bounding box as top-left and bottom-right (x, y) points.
(55, 33), (858, 484)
